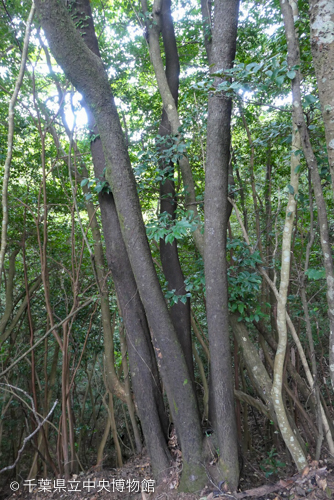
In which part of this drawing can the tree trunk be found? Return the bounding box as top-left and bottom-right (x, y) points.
(204, 0), (240, 490)
(35, 0), (205, 489)
(0, 249), (19, 334)
(229, 314), (277, 427)
(141, 0), (204, 256)
(280, 0), (334, 391)
(0, 277), (42, 345)
(119, 324), (143, 453)
(309, 0), (334, 196)
(71, 0), (171, 478)
(158, 0), (195, 390)
(0, 4), (35, 288)
(271, 114), (307, 469)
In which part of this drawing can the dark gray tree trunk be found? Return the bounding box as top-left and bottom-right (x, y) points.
(35, 0), (205, 490)
(72, 0), (170, 477)
(158, 0), (195, 391)
(204, 0), (240, 490)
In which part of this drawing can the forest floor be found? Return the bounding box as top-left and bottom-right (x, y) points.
(3, 452), (334, 500)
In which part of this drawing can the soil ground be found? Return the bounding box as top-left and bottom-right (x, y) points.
(3, 452), (333, 500)
(2, 415), (334, 500)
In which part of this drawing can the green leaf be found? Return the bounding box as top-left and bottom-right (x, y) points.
(287, 70), (296, 79)
(305, 94), (317, 105)
(275, 75), (285, 86)
(287, 184), (295, 194)
(246, 62), (260, 72)
(238, 303), (244, 314)
(165, 233), (175, 244)
(80, 178), (89, 187)
(306, 268), (326, 280)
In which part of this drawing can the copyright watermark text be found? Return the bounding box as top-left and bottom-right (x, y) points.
(10, 477), (155, 494)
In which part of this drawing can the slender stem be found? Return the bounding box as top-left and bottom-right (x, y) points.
(0, 3), (35, 287)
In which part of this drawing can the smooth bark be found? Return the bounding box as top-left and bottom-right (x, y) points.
(200, 0), (212, 63)
(70, 0), (171, 477)
(157, 0), (195, 389)
(230, 314), (277, 427)
(204, 0), (240, 489)
(280, 0), (334, 392)
(230, 195), (334, 457)
(309, 0), (334, 195)
(142, 0), (204, 256)
(272, 118), (307, 470)
(0, 4), (35, 288)
(0, 249), (20, 335)
(35, 0), (205, 488)
(46, 111), (128, 404)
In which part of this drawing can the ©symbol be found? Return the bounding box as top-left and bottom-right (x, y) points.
(10, 481), (19, 491)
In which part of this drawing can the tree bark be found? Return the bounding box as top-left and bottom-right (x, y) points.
(271, 118), (307, 470)
(70, 0), (171, 478)
(231, 198), (334, 455)
(280, 0), (334, 391)
(200, 0), (212, 63)
(0, 248), (20, 335)
(229, 314), (277, 427)
(157, 0), (195, 390)
(0, 4), (35, 288)
(204, 0), (240, 490)
(142, 0), (204, 256)
(35, 0), (205, 489)
(45, 109), (128, 405)
(309, 0), (334, 195)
